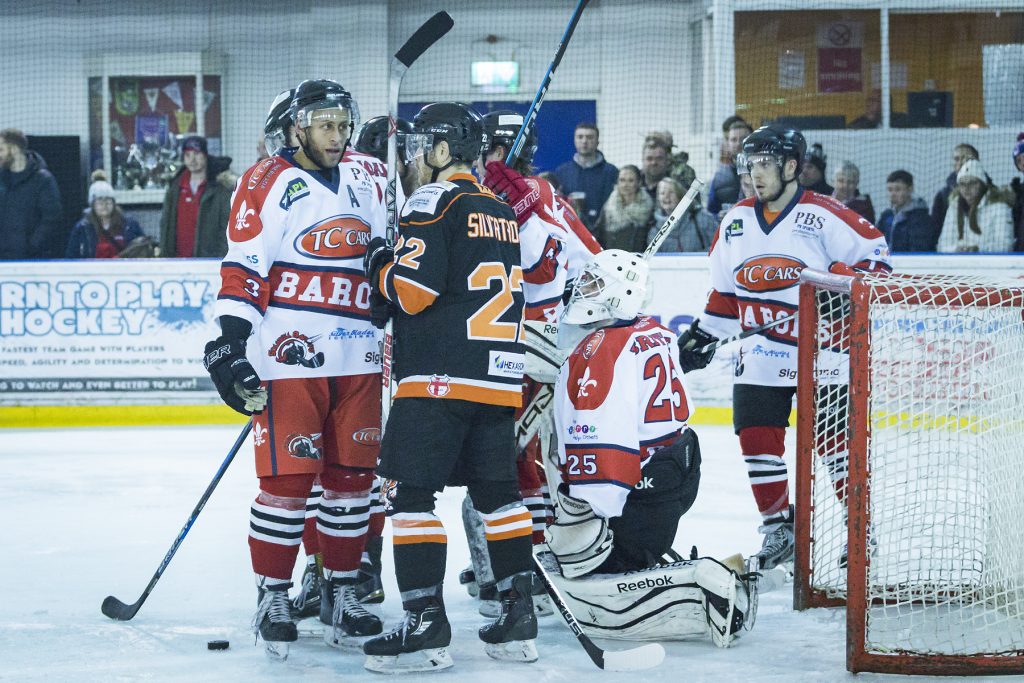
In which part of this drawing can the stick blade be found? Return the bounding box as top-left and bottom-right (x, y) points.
(395, 11), (454, 68)
(101, 595), (138, 621)
(601, 642), (666, 672)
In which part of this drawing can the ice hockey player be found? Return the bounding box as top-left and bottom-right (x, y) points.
(203, 79), (388, 659)
(262, 88), (297, 158)
(677, 124), (891, 572)
(354, 115), (418, 197)
(362, 102), (537, 673)
(545, 249), (754, 646)
(455, 110), (601, 616)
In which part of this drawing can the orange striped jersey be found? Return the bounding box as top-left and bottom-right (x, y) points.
(703, 189), (892, 387)
(377, 173), (525, 408)
(554, 316), (693, 519)
(215, 148), (391, 380)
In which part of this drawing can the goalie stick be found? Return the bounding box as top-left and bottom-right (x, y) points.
(381, 11), (455, 429)
(101, 420), (252, 621)
(695, 311), (796, 355)
(533, 554), (666, 671)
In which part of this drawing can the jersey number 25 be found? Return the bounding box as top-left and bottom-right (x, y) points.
(643, 354), (688, 423)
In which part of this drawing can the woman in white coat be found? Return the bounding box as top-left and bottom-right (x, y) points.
(937, 159), (1015, 253)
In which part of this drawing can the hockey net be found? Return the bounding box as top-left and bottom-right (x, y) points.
(794, 268), (1024, 675)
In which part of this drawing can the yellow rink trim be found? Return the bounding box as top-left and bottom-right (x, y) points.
(0, 405), (248, 429)
(2, 404), (743, 429)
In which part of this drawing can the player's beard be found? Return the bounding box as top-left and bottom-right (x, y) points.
(301, 134), (346, 171)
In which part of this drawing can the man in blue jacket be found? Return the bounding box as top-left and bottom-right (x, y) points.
(0, 129), (62, 260)
(555, 122), (618, 233)
(878, 170), (934, 252)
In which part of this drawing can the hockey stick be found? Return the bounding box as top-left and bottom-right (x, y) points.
(101, 419), (253, 621)
(642, 178), (705, 259)
(504, 0), (591, 167)
(381, 11), (455, 429)
(533, 554), (666, 671)
(695, 311), (796, 355)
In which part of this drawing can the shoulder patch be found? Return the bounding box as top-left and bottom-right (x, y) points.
(401, 182), (454, 217)
(279, 178), (310, 210)
(247, 158), (280, 191)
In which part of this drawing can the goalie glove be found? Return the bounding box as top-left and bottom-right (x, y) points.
(484, 161), (540, 223)
(203, 316), (267, 416)
(545, 484), (614, 578)
(677, 318), (719, 373)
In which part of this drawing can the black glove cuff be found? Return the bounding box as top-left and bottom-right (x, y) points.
(219, 314), (252, 341)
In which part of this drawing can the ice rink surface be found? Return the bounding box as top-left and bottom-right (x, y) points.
(1, 424), (1011, 682)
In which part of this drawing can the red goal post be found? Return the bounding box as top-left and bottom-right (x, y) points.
(794, 268), (1024, 676)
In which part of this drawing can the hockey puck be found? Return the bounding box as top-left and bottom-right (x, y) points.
(207, 640), (230, 651)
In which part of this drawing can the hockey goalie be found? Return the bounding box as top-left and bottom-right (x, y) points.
(543, 249), (756, 647)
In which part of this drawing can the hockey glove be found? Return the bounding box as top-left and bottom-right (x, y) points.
(203, 334), (266, 416)
(484, 161), (540, 223)
(363, 237), (396, 329)
(677, 318), (719, 373)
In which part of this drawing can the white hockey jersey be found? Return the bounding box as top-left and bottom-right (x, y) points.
(519, 178), (602, 322)
(215, 148), (390, 380)
(554, 316), (694, 519)
(703, 190), (892, 387)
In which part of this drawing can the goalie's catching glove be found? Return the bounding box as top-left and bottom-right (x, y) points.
(677, 318), (719, 373)
(203, 316), (266, 415)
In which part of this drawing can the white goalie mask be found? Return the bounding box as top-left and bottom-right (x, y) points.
(561, 249), (652, 326)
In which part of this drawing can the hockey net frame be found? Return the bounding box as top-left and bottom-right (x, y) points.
(794, 268), (1024, 676)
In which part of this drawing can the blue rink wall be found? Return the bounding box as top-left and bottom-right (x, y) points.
(1, 254), (1021, 428)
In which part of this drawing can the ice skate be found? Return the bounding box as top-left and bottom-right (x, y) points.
(459, 564), (480, 597)
(530, 573), (553, 617)
(252, 581), (298, 661)
(477, 582), (500, 618)
(478, 573), (538, 663)
(291, 554), (321, 621)
(353, 558), (385, 605)
(363, 601), (454, 673)
(324, 582), (382, 650)
(752, 505), (794, 571)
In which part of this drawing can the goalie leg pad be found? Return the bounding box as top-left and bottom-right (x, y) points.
(606, 428), (702, 572)
(546, 485), (614, 578)
(694, 558), (755, 648)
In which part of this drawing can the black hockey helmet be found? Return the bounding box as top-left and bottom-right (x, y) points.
(411, 102), (487, 163)
(263, 88), (295, 156)
(482, 110), (537, 164)
(740, 124), (807, 175)
(290, 79), (359, 131)
(354, 116), (413, 163)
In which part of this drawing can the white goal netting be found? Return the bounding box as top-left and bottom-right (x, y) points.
(802, 271), (1024, 665)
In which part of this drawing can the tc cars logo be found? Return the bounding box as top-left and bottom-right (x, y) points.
(734, 255), (806, 293)
(294, 215), (371, 260)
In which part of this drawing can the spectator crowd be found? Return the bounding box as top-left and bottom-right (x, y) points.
(2, 121), (1023, 261)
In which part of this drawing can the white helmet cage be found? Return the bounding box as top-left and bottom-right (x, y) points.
(561, 249), (653, 326)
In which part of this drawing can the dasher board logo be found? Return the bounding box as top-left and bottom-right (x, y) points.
(734, 254), (806, 293)
(488, 351), (525, 379)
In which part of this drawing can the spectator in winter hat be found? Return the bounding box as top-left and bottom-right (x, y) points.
(799, 143), (833, 195)
(937, 159), (1015, 253)
(66, 169), (148, 258)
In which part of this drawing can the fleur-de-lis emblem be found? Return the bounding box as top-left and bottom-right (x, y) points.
(577, 367), (597, 397)
(253, 421), (268, 446)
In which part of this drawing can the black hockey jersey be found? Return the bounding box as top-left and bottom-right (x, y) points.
(378, 173), (525, 407)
